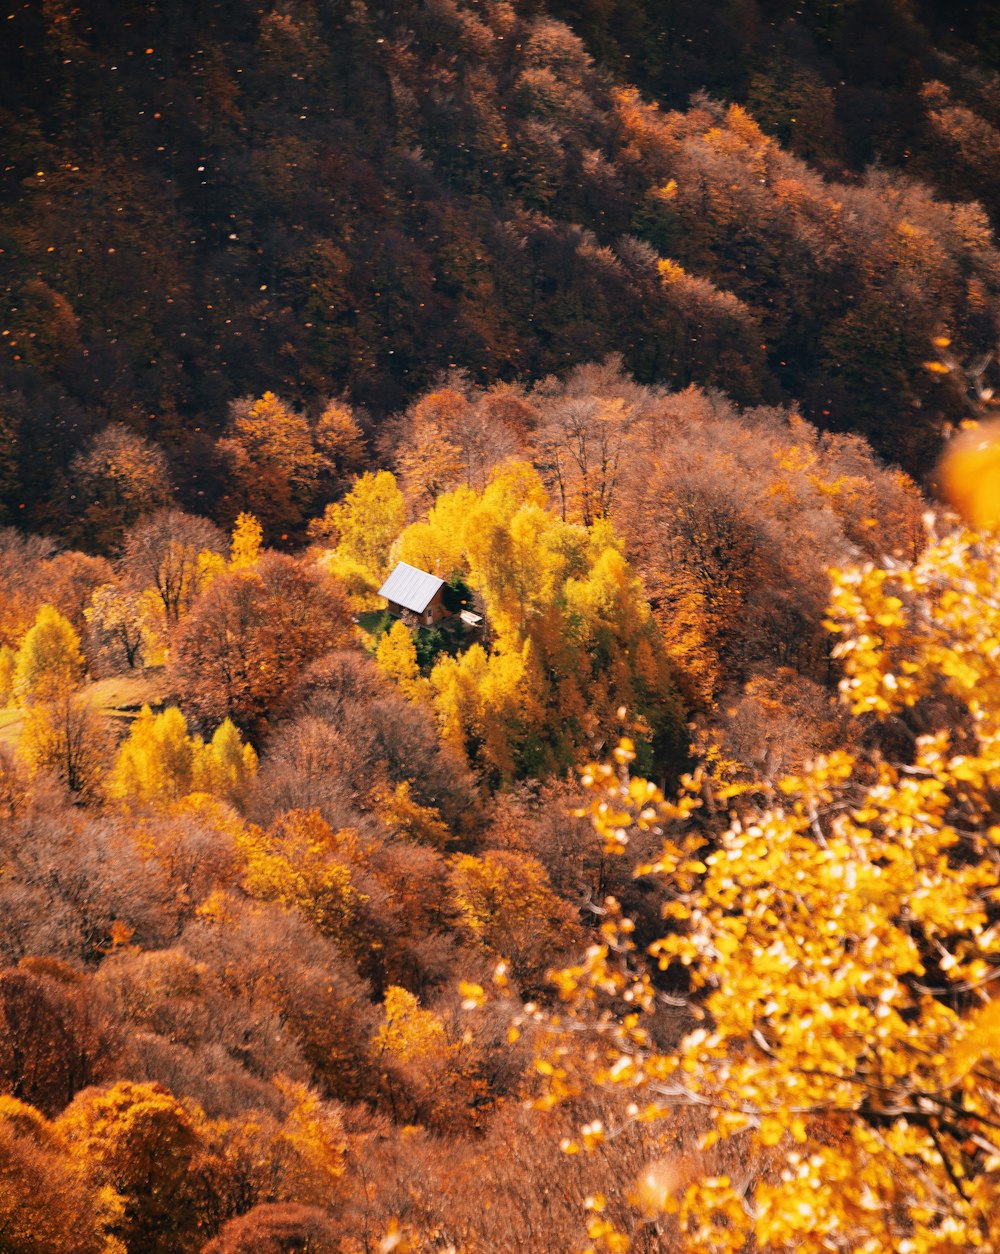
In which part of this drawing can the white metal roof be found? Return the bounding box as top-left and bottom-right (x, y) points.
(378, 562), (445, 614)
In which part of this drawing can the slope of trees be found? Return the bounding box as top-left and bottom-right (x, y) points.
(543, 0), (1000, 203)
(4, 1), (1000, 1249)
(0, 462), (996, 1246)
(0, 381), (984, 1249)
(2, 0), (1000, 538)
(529, 517), (1000, 1252)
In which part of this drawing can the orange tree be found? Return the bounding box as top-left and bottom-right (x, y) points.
(527, 509), (1000, 1251)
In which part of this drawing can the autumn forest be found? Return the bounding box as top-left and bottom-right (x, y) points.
(4, 1), (1000, 1250)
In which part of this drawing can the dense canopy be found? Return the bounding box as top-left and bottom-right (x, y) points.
(2, 1), (1000, 1250)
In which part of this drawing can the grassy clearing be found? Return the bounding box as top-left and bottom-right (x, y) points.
(86, 671), (171, 718)
(357, 608), (392, 636)
(0, 669), (171, 750)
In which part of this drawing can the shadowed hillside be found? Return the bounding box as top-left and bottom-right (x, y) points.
(3, 0), (1000, 537)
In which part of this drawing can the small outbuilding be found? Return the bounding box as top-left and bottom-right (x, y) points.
(379, 561), (448, 626)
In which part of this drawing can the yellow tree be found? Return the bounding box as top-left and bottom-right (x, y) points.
(239, 809), (364, 951)
(110, 706), (256, 806)
(269, 1080), (347, 1207)
(529, 513), (1000, 1250)
(374, 620), (429, 704)
(371, 985), (482, 1130)
(108, 705), (195, 805)
(18, 696), (109, 799)
(57, 1080), (214, 1254)
(12, 605), (85, 705)
(0, 644), (15, 704)
(193, 718), (258, 803)
(376, 780), (451, 850)
(375, 985), (453, 1068)
(430, 640), (542, 782)
(313, 469), (406, 582)
(462, 474), (561, 641)
(396, 483), (477, 577)
(229, 512), (263, 571)
(448, 849), (582, 988)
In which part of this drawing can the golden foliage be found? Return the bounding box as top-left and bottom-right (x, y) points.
(193, 718), (258, 804)
(393, 463), (681, 780)
(377, 780), (451, 850)
(229, 511), (263, 570)
(375, 986), (452, 1067)
(533, 524), (1000, 1252)
(271, 1079), (347, 1203)
(0, 644), (15, 705)
(239, 809), (365, 948)
(109, 706), (195, 805)
(109, 706), (256, 807)
(18, 695), (109, 800)
(313, 469), (407, 582)
(12, 605), (85, 705)
(448, 849), (581, 986)
(56, 1080), (212, 1253)
(0, 1095), (117, 1254)
(375, 620), (430, 704)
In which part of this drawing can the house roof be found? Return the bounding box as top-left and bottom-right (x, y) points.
(378, 562), (444, 614)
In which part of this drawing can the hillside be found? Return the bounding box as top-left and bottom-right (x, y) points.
(3, 0), (1000, 536)
(3, 4), (1000, 1252)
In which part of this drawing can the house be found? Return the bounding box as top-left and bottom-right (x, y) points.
(378, 562), (449, 626)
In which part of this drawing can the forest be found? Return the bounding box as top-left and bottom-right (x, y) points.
(3, 0), (1000, 1250)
